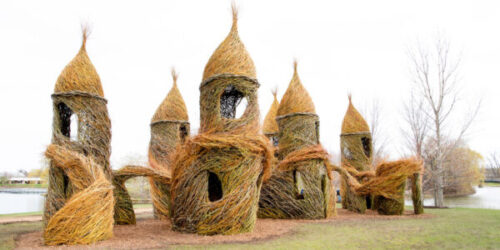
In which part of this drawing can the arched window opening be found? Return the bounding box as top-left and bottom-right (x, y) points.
(315, 121), (320, 143)
(366, 195), (372, 209)
(208, 171), (223, 202)
(57, 102), (77, 141)
(361, 137), (371, 158)
(179, 124), (188, 142)
(271, 136), (279, 147)
(293, 170), (305, 200)
(220, 85), (246, 119)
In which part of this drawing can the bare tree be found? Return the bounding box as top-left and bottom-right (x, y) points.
(362, 99), (388, 167)
(406, 34), (480, 207)
(486, 152), (500, 179)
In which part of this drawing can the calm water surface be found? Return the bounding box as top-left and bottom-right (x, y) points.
(0, 192), (45, 214)
(406, 186), (500, 209)
(0, 186), (499, 215)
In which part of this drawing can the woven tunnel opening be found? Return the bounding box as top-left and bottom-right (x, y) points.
(208, 171), (223, 202)
(57, 102), (77, 141)
(220, 85), (245, 119)
(366, 195), (372, 209)
(293, 170), (305, 200)
(361, 137), (371, 158)
(179, 124), (188, 143)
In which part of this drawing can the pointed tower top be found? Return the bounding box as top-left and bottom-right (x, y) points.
(341, 95), (370, 133)
(151, 68), (189, 123)
(263, 88), (280, 134)
(54, 25), (104, 97)
(276, 61), (316, 116)
(201, 3), (256, 81)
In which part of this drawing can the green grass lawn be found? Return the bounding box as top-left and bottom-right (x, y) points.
(483, 182), (500, 187)
(1, 208), (499, 249)
(0, 183), (47, 189)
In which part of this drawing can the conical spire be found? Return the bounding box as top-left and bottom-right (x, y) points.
(341, 95), (370, 133)
(54, 26), (104, 97)
(151, 69), (189, 123)
(202, 4), (256, 81)
(276, 61), (316, 116)
(263, 89), (280, 135)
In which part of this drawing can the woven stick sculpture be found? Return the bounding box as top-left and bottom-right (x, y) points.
(148, 69), (190, 220)
(262, 89), (280, 146)
(113, 165), (171, 225)
(44, 145), (114, 245)
(169, 5), (272, 235)
(340, 95), (372, 213)
(44, 26), (112, 229)
(258, 62), (335, 219)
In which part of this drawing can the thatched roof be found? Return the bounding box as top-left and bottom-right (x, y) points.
(202, 5), (256, 81)
(54, 27), (104, 97)
(276, 61), (316, 116)
(262, 89), (279, 134)
(341, 95), (370, 134)
(151, 69), (189, 123)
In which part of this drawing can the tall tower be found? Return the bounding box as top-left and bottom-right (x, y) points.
(44, 28), (111, 224)
(148, 70), (189, 220)
(258, 62), (332, 219)
(262, 90), (280, 147)
(340, 96), (372, 213)
(170, 6), (269, 235)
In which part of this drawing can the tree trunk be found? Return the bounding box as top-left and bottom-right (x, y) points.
(411, 173), (424, 214)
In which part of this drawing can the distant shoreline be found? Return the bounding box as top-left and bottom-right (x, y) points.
(0, 188), (46, 194)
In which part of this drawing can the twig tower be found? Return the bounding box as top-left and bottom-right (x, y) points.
(44, 27), (112, 224)
(169, 5), (271, 235)
(148, 69), (190, 220)
(258, 62), (333, 219)
(340, 95), (372, 213)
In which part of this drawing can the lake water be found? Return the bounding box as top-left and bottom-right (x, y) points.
(0, 186), (499, 215)
(0, 192), (45, 214)
(406, 186), (500, 210)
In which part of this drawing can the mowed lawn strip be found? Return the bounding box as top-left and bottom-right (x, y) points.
(173, 208), (500, 250)
(1, 208), (499, 249)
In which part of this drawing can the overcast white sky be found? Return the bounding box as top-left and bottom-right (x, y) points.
(0, 0), (498, 172)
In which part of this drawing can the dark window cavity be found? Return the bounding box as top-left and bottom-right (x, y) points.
(57, 102), (77, 140)
(220, 85), (245, 119)
(361, 137), (371, 158)
(208, 171), (223, 202)
(293, 170), (305, 200)
(179, 124), (188, 142)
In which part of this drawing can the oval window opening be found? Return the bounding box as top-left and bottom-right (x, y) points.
(361, 137), (371, 158)
(179, 124), (188, 142)
(208, 171), (223, 202)
(293, 170), (305, 200)
(69, 114), (78, 141)
(235, 97), (248, 119)
(57, 102), (77, 141)
(220, 85), (245, 119)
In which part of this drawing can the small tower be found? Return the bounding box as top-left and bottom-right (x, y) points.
(340, 95), (372, 213)
(44, 28), (112, 224)
(262, 90), (280, 147)
(170, 6), (269, 235)
(258, 62), (333, 219)
(148, 69), (190, 220)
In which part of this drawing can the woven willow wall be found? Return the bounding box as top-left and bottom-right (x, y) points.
(259, 113), (333, 219)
